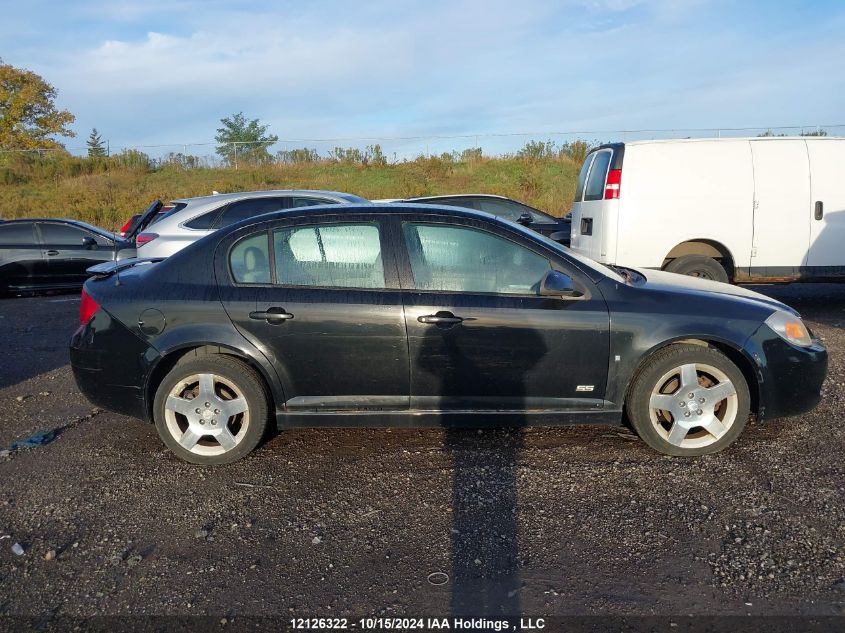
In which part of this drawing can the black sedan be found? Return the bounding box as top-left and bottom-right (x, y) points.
(70, 204), (826, 464)
(0, 218), (135, 296)
(390, 194), (571, 244)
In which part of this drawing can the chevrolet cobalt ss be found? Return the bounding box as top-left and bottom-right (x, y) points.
(70, 204), (827, 464)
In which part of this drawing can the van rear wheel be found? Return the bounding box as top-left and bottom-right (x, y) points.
(664, 255), (729, 283)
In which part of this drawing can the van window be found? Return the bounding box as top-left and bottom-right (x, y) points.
(584, 151), (611, 201)
(574, 155), (594, 202)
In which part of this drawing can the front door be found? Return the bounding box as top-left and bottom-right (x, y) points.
(217, 217), (409, 411)
(39, 222), (112, 285)
(806, 139), (845, 273)
(396, 218), (609, 413)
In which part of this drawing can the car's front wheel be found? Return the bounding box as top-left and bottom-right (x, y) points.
(153, 354), (270, 464)
(626, 344), (750, 456)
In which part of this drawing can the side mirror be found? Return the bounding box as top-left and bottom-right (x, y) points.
(516, 212), (533, 226)
(539, 270), (583, 298)
(82, 236), (97, 249)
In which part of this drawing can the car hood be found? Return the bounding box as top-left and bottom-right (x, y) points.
(632, 268), (797, 316)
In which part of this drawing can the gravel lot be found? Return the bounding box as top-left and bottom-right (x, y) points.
(0, 286), (844, 623)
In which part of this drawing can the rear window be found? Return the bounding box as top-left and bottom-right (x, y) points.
(574, 155), (594, 202)
(584, 151), (611, 201)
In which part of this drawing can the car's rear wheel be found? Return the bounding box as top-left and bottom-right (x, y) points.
(153, 355), (269, 464)
(664, 255), (729, 283)
(626, 344), (750, 456)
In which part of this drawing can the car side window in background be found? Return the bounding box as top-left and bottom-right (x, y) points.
(584, 151), (611, 201)
(216, 197), (290, 228)
(402, 223), (550, 294)
(274, 223), (384, 289)
(40, 223), (86, 246)
(185, 209), (222, 230)
(474, 198), (555, 223)
(0, 223), (37, 247)
(574, 154), (595, 202)
(290, 197), (333, 207)
(230, 233), (271, 284)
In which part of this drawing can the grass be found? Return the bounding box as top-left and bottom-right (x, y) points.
(0, 153), (580, 230)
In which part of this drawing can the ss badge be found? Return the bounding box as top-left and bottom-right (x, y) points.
(575, 385), (595, 392)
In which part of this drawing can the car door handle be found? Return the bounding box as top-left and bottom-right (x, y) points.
(46, 250), (59, 256)
(815, 200), (824, 221)
(417, 312), (469, 325)
(249, 309), (294, 323)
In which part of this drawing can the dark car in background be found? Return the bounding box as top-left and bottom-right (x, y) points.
(385, 194), (572, 244)
(0, 218), (134, 296)
(71, 203), (825, 465)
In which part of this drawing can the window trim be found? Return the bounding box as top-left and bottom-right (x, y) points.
(398, 219), (554, 297)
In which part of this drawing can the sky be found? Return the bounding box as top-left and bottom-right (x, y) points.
(2, 0), (844, 157)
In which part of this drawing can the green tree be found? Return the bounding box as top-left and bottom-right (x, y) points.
(86, 128), (106, 157)
(0, 60), (75, 149)
(800, 128), (828, 137)
(214, 112), (279, 166)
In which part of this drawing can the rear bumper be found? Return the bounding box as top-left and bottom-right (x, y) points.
(70, 308), (152, 420)
(747, 326), (828, 420)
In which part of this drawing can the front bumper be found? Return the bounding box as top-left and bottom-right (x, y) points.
(70, 308), (152, 420)
(746, 325), (828, 420)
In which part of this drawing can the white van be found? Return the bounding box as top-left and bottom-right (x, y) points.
(568, 137), (845, 283)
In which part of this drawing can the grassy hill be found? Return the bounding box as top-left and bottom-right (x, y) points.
(0, 152), (581, 230)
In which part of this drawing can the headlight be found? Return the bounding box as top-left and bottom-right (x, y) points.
(765, 310), (813, 347)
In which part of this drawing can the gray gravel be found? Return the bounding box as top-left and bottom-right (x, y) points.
(0, 287), (843, 619)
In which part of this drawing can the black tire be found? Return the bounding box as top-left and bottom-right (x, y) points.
(664, 255), (729, 283)
(626, 344), (750, 456)
(153, 354), (270, 465)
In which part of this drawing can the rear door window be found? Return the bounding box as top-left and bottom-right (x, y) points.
(0, 223), (37, 247)
(274, 223), (385, 289)
(584, 151), (611, 201)
(290, 197), (335, 207)
(574, 154), (595, 202)
(216, 197), (291, 228)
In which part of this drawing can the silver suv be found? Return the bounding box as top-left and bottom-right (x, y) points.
(134, 190), (368, 258)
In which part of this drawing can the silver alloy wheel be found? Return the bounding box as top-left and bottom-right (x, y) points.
(163, 373), (250, 457)
(648, 362), (738, 449)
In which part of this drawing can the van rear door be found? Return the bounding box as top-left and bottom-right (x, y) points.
(806, 139), (845, 275)
(569, 147), (618, 262)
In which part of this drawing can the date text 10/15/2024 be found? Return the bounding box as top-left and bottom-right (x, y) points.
(290, 617), (546, 631)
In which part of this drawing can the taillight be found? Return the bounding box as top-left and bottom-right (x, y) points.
(604, 168), (622, 200)
(136, 232), (158, 246)
(119, 218), (132, 236)
(79, 290), (100, 325)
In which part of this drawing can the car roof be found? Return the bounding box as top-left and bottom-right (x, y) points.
(400, 194), (513, 202)
(171, 189), (368, 204)
(223, 202), (499, 228)
(0, 218), (116, 238)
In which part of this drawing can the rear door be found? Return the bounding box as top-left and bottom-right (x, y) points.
(216, 214), (410, 412)
(749, 140), (811, 276)
(0, 222), (42, 291)
(806, 139), (845, 273)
